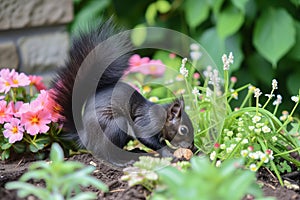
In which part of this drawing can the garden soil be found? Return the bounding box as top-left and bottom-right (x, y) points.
(0, 153), (299, 200)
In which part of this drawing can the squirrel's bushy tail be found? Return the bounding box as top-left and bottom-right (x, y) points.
(52, 19), (132, 137)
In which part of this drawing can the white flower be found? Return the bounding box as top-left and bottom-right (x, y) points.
(291, 96), (299, 103)
(248, 126), (255, 131)
(226, 147), (233, 153)
(216, 160), (222, 167)
(226, 130), (234, 137)
(241, 138), (249, 144)
(272, 136), (278, 142)
(265, 94), (275, 98)
(180, 66), (188, 77)
(262, 125), (271, 133)
(273, 95), (282, 105)
(235, 137), (242, 142)
(236, 133), (243, 138)
(222, 52), (234, 70)
(182, 57), (188, 64)
(190, 43), (200, 51)
(241, 150), (248, 157)
(272, 79), (278, 90)
(238, 121), (243, 126)
(254, 128), (261, 134)
(256, 123), (264, 128)
(149, 96), (159, 102)
(260, 153), (269, 163)
(249, 163), (258, 172)
(254, 88), (262, 98)
(190, 51), (202, 61)
(210, 151), (216, 161)
(249, 152), (259, 159)
(192, 87), (200, 96)
(252, 115), (261, 123)
(220, 144), (226, 149)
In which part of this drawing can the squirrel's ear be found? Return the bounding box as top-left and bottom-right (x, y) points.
(167, 98), (184, 121)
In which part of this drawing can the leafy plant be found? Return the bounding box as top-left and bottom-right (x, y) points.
(121, 156), (172, 191)
(0, 69), (68, 160)
(152, 157), (273, 200)
(5, 143), (108, 200)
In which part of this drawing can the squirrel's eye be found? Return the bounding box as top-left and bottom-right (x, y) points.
(178, 125), (188, 135)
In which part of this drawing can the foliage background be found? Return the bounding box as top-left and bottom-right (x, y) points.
(70, 0), (300, 114)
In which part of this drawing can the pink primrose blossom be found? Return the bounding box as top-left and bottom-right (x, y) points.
(126, 54), (165, 76)
(8, 101), (24, 118)
(29, 75), (46, 91)
(21, 108), (51, 135)
(10, 70), (30, 88)
(3, 118), (24, 143)
(0, 100), (12, 124)
(0, 68), (13, 93)
(0, 69), (30, 93)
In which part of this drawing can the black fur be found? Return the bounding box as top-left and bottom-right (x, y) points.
(52, 19), (195, 166)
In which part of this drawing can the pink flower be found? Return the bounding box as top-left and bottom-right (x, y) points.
(31, 90), (50, 110)
(126, 54), (165, 77)
(29, 75), (46, 91)
(193, 72), (200, 79)
(129, 54), (150, 69)
(0, 69), (30, 93)
(0, 100), (12, 124)
(145, 59), (165, 76)
(8, 101), (24, 118)
(21, 108), (51, 135)
(3, 118), (24, 143)
(0, 69), (13, 93)
(10, 70), (30, 88)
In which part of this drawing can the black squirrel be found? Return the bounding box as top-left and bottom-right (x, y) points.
(52, 19), (195, 167)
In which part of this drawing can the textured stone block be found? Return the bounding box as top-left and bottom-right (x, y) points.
(0, 42), (19, 69)
(0, 0), (73, 30)
(18, 32), (69, 73)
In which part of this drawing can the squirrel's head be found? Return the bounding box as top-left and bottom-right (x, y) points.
(162, 98), (195, 151)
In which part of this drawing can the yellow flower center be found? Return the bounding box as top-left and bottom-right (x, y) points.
(13, 79), (19, 84)
(31, 116), (39, 124)
(12, 126), (18, 134)
(149, 65), (157, 72)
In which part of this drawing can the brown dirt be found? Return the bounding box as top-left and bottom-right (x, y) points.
(0, 153), (299, 200)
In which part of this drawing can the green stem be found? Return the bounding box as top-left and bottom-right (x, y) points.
(262, 89), (274, 109)
(276, 100), (299, 134)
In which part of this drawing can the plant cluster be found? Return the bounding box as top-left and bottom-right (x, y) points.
(71, 0), (300, 112)
(0, 68), (64, 160)
(6, 143), (108, 200)
(121, 156), (274, 200)
(122, 49), (300, 190)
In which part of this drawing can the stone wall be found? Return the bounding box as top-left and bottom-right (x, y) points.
(0, 0), (73, 86)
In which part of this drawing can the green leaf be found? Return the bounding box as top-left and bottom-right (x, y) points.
(230, 0), (249, 13)
(199, 28), (243, 75)
(29, 142), (44, 153)
(209, 0), (224, 17)
(290, 0), (300, 6)
(155, 0), (171, 13)
(287, 72), (300, 95)
(253, 8), (296, 67)
(288, 21), (300, 60)
(1, 142), (12, 150)
(131, 24), (147, 47)
(1, 149), (10, 160)
(216, 5), (244, 39)
(185, 0), (210, 28)
(70, 0), (110, 33)
(50, 143), (64, 162)
(145, 3), (157, 25)
(12, 142), (26, 153)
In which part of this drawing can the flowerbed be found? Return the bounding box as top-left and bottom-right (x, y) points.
(1, 48), (300, 199)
